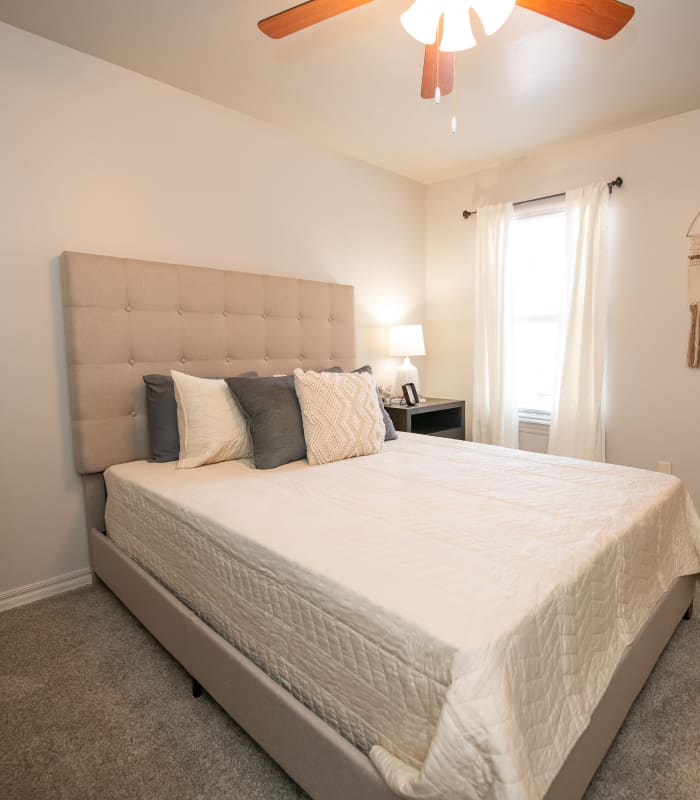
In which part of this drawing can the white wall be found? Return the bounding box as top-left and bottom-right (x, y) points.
(424, 109), (700, 503)
(0, 23), (425, 596)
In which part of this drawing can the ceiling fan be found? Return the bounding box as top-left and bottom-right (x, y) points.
(258, 0), (635, 100)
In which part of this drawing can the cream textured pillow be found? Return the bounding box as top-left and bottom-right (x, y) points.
(293, 369), (385, 466)
(171, 370), (252, 468)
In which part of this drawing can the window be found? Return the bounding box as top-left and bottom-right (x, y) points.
(509, 198), (566, 420)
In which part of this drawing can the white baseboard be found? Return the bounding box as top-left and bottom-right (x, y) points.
(0, 567), (93, 612)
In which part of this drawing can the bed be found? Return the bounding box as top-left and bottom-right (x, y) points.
(60, 251), (700, 800)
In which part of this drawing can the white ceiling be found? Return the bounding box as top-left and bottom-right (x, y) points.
(1, 0), (699, 183)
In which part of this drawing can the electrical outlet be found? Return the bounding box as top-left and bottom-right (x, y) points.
(657, 461), (673, 474)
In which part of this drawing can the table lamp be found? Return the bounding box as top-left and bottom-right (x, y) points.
(389, 324), (425, 396)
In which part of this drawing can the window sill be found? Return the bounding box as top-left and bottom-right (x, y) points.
(518, 413), (550, 427)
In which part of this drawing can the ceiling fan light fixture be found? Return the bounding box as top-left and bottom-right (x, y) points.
(400, 0), (444, 46)
(471, 0), (516, 35)
(439, 0), (476, 52)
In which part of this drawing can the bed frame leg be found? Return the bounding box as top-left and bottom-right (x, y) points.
(192, 678), (203, 698)
(683, 602), (693, 621)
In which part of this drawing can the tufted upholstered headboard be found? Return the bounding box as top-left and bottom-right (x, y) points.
(61, 252), (355, 481)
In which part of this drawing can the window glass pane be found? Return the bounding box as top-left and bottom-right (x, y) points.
(510, 206), (566, 415)
(511, 211), (566, 320)
(514, 320), (559, 413)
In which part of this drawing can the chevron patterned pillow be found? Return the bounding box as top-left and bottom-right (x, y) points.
(293, 369), (385, 466)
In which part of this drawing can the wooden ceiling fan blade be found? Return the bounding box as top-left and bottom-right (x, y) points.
(515, 0), (634, 40)
(420, 19), (454, 100)
(258, 0), (375, 39)
(421, 45), (455, 99)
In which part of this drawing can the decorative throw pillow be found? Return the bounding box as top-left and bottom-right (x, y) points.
(324, 365), (398, 442)
(226, 375), (307, 470)
(143, 371), (256, 462)
(171, 370), (252, 468)
(293, 369), (385, 466)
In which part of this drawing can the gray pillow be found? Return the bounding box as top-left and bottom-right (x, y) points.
(226, 375), (306, 470)
(325, 364), (398, 442)
(143, 372), (256, 463)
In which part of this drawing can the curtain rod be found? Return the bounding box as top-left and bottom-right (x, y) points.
(461, 177), (623, 220)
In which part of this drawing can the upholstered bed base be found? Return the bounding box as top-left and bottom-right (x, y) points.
(87, 496), (696, 800)
(89, 526), (398, 800)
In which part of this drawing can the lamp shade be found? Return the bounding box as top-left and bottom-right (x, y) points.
(400, 0), (443, 45)
(439, 0), (476, 52)
(389, 324), (426, 357)
(400, 0), (515, 51)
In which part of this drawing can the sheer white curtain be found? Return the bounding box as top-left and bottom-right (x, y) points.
(548, 182), (609, 461)
(472, 202), (519, 448)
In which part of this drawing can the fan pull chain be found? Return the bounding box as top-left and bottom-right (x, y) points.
(434, 16), (442, 103)
(434, 45), (441, 103)
(450, 52), (457, 134)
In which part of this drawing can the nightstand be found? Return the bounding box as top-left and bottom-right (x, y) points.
(385, 398), (465, 440)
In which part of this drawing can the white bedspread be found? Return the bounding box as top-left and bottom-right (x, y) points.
(104, 434), (700, 800)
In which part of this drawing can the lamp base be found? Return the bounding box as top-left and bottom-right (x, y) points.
(394, 357), (420, 396)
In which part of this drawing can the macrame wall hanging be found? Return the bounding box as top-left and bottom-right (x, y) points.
(687, 210), (700, 368)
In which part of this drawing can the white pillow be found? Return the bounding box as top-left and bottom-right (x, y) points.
(293, 368), (385, 466)
(171, 370), (252, 468)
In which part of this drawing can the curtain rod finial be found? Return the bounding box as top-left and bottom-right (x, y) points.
(608, 176), (623, 194)
(463, 210), (475, 219)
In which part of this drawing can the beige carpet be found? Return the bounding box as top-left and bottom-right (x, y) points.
(1, 580), (698, 800)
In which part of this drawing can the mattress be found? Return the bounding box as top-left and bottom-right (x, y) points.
(104, 433), (700, 800)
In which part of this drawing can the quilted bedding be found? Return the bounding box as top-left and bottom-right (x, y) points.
(104, 433), (700, 800)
